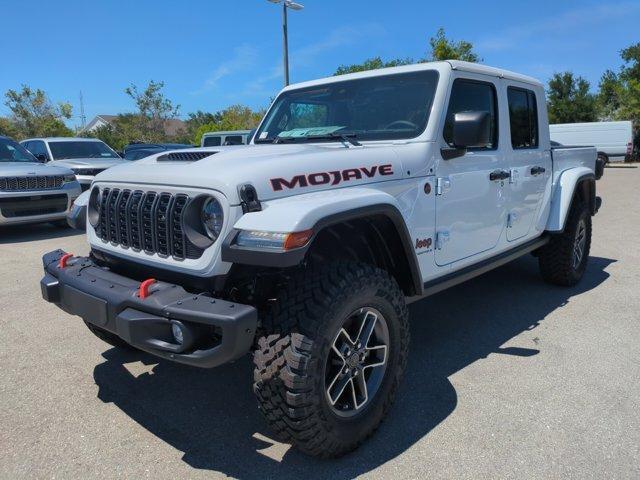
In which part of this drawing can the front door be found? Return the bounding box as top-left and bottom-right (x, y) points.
(435, 77), (508, 266)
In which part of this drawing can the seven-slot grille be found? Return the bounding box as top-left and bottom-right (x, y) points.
(96, 188), (197, 260)
(0, 175), (64, 191)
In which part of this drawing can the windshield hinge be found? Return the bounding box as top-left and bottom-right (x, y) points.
(239, 184), (262, 213)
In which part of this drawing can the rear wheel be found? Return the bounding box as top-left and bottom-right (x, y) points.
(538, 200), (591, 286)
(253, 262), (409, 458)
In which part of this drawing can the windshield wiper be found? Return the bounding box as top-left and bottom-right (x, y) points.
(273, 132), (361, 147)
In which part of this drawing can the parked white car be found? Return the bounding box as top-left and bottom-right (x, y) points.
(21, 137), (127, 191)
(0, 136), (81, 226)
(201, 130), (252, 147)
(40, 61), (600, 458)
(550, 120), (633, 163)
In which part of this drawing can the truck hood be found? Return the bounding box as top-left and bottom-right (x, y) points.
(0, 161), (73, 176)
(50, 158), (128, 169)
(93, 144), (405, 204)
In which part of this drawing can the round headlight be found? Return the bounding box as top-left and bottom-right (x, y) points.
(201, 197), (224, 241)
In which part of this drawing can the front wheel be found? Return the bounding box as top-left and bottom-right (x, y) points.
(253, 263), (409, 458)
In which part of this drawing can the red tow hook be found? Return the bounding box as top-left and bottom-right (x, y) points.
(138, 278), (157, 299)
(58, 253), (74, 269)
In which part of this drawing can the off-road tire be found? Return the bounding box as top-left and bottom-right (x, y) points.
(83, 321), (137, 350)
(538, 200), (591, 286)
(253, 262), (409, 458)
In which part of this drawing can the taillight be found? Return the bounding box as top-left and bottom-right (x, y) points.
(627, 142), (633, 154)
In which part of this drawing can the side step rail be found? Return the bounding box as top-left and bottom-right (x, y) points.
(408, 236), (550, 303)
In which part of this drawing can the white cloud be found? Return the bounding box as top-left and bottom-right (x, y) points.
(478, 2), (640, 52)
(193, 44), (259, 94)
(240, 23), (387, 98)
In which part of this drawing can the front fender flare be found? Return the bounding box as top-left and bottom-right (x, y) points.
(222, 188), (423, 295)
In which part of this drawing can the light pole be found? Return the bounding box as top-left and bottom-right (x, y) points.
(268, 0), (304, 86)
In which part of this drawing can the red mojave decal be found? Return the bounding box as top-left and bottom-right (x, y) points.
(270, 164), (394, 191)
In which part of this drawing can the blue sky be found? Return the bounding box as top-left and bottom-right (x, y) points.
(2, 0), (639, 129)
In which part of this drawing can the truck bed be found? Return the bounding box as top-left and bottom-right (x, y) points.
(551, 145), (598, 180)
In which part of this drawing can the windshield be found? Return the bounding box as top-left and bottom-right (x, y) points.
(0, 138), (38, 163)
(255, 70), (439, 143)
(49, 141), (119, 160)
(124, 149), (158, 160)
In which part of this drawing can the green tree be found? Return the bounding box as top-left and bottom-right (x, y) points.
(82, 114), (143, 151)
(124, 80), (180, 142)
(194, 105), (264, 145)
(333, 28), (479, 76)
(547, 72), (598, 123)
(616, 42), (640, 125)
(0, 117), (21, 139)
(180, 110), (221, 144)
(3, 85), (73, 139)
(427, 27), (481, 62)
(597, 70), (623, 120)
(334, 56), (414, 76)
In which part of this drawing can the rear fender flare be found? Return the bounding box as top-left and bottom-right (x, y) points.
(546, 167), (595, 232)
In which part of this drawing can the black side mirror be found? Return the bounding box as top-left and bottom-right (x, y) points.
(442, 111), (492, 160)
(36, 153), (48, 162)
(453, 111), (491, 148)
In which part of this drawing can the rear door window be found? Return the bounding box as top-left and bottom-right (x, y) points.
(507, 87), (539, 149)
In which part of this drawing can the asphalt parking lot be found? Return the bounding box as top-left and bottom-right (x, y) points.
(1, 166), (639, 479)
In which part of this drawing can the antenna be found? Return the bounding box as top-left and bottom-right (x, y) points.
(79, 91), (86, 130)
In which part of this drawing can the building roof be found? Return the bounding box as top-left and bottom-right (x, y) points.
(83, 115), (186, 137)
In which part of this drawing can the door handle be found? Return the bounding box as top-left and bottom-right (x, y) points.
(530, 166), (546, 176)
(489, 170), (511, 181)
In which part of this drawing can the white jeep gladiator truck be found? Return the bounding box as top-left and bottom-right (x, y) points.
(40, 61), (601, 458)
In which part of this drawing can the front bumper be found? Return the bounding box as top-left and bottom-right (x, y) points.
(40, 250), (257, 368)
(0, 185), (80, 225)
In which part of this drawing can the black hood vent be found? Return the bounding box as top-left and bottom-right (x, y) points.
(157, 151), (216, 162)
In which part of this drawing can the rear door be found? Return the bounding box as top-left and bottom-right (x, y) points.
(435, 75), (508, 266)
(504, 85), (552, 242)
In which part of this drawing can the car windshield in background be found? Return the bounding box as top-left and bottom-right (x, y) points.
(0, 138), (37, 162)
(49, 141), (119, 160)
(255, 70), (439, 143)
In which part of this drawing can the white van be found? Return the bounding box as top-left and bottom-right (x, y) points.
(201, 130), (252, 147)
(550, 121), (633, 163)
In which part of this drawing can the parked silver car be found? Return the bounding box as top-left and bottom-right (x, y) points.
(21, 137), (126, 191)
(0, 136), (81, 226)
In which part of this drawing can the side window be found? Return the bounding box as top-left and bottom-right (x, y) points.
(28, 141), (46, 157)
(508, 87), (538, 149)
(224, 135), (243, 145)
(444, 79), (498, 149)
(203, 136), (222, 147)
(22, 141), (33, 152)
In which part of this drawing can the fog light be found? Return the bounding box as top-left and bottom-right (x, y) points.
(171, 322), (184, 345)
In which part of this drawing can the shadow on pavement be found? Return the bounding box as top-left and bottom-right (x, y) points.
(0, 223), (81, 244)
(93, 254), (614, 479)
